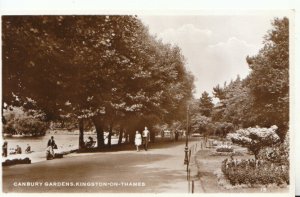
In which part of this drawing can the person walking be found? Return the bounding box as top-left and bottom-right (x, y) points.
(175, 130), (179, 141)
(142, 127), (150, 151)
(134, 131), (142, 151)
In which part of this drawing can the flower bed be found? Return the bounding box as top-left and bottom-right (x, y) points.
(209, 151), (243, 156)
(221, 158), (289, 186)
(216, 145), (233, 152)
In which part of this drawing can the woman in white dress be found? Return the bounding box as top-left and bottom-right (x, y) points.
(134, 131), (142, 151)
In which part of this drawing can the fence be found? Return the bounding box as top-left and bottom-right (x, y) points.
(185, 137), (233, 193)
(186, 141), (204, 193)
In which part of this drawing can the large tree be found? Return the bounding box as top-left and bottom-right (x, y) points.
(245, 17), (289, 140)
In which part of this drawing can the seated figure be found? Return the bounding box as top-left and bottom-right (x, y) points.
(46, 146), (54, 160)
(15, 145), (22, 154)
(85, 136), (95, 148)
(25, 144), (32, 153)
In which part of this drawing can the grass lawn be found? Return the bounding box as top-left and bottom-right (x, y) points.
(194, 143), (289, 193)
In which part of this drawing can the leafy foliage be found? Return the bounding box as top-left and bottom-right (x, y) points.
(3, 107), (49, 136)
(198, 91), (214, 117)
(190, 114), (211, 134)
(212, 84), (226, 100)
(214, 122), (234, 137)
(212, 77), (255, 127)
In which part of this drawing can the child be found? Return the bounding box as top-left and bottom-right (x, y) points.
(134, 131), (142, 151)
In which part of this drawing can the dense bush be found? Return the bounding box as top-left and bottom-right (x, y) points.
(258, 131), (289, 166)
(214, 122), (234, 137)
(14, 117), (49, 136)
(3, 106), (49, 136)
(227, 125), (280, 159)
(221, 158), (289, 186)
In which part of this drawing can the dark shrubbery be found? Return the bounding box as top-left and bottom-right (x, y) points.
(221, 158), (289, 186)
(2, 157), (31, 166)
(3, 107), (49, 136)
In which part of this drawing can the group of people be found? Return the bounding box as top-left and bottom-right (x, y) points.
(2, 137), (57, 158)
(2, 141), (32, 157)
(80, 127), (150, 152)
(3, 128), (150, 158)
(134, 127), (150, 152)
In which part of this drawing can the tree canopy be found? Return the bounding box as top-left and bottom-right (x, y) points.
(2, 15), (194, 148)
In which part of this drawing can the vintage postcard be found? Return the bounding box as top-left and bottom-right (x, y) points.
(0, 1), (296, 196)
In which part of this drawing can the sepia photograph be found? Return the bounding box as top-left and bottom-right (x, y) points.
(1, 9), (293, 195)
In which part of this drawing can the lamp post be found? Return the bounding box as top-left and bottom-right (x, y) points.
(184, 105), (189, 165)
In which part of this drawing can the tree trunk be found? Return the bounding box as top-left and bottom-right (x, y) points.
(93, 118), (104, 149)
(78, 118), (85, 150)
(108, 123), (113, 147)
(251, 146), (260, 160)
(129, 132), (135, 144)
(118, 126), (124, 145)
(150, 128), (155, 143)
(125, 131), (129, 143)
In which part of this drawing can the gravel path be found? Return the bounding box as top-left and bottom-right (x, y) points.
(3, 139), (201, 193)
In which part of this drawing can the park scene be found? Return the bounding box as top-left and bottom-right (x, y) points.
(2, 15), (289, 193)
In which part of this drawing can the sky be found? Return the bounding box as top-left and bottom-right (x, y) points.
(139, 14), (288, 98)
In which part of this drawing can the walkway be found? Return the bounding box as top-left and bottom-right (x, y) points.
(3, 139), (201, 193)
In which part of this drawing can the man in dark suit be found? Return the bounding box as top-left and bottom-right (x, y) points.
(47, 136), (57, 149)
(142, 127), (150, 151)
